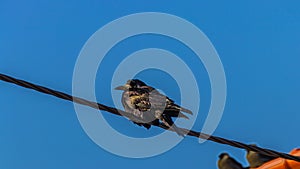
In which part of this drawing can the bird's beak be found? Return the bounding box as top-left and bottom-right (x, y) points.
(114, 84), (129, 90)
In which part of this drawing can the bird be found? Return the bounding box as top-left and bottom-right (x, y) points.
(246, 144), (276, 168)
(218, 153), (245, 169)
(114, 79), (193, 136)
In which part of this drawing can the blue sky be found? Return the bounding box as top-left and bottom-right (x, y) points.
(1, 0), (300, 168)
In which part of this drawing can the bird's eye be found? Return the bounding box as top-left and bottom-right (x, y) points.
(130, 81), (136, 87)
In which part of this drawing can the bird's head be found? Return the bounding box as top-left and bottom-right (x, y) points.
(114, 79), (147, 91)
(219, 153), (229, 159)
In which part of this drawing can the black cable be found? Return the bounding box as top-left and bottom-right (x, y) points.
(1, 73), (299, 162)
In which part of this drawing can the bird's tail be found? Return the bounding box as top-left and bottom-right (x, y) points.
(166, 111), (189, 119)
(177, 112), (189, 119)
(164, 106), (193, 119)
(167, 104), (193, 115)
(180, 107), (193, 115)
(161, 114), (185, 137)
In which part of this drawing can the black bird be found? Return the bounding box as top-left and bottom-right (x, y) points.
(218, 153), (245, 169)
(115, 79), (193, 136)
(246, 144), (276, 168)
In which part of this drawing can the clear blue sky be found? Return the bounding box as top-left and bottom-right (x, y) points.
(1, 1), (300, 168)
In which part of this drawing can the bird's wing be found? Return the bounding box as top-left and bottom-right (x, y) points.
(135, 87), (192, 120)
(130, 91), (151, 111)
(128, 90), (158, 123)
(147, 89), (193, 118)
(165, 97), (193, 115)
(132, 88), (186, 136)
